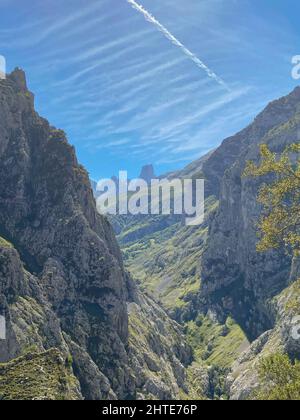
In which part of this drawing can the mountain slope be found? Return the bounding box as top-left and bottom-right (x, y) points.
(0, 68), (130, 398)
(113, 86), (300, 399)
(0, 69), (193, 400)
(1, 69), (299, 400)
(120, 197), (218, 322)
(200, 87), (300, 340)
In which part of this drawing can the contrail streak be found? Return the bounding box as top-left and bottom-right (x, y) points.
(126, 0), (229, 90)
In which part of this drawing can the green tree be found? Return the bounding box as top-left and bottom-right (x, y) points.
(245, 144), (300, 400)
(244, 143), (300, 255)
(254, 354), (300, 400)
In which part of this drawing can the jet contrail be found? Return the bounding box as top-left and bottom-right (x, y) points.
(127, 0), (229, 90)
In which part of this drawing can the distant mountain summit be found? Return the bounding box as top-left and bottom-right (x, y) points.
(91, 165), (157, 195)
(139, 164), (157, 184)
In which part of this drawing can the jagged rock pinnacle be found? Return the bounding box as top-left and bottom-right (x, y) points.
(8, 68), (27, 90)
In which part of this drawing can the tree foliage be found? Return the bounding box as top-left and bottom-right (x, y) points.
(254, 354), (300, 400)
(244, 143), (300, 255)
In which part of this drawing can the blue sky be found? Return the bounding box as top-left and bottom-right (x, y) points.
(0, 0), (300, 179)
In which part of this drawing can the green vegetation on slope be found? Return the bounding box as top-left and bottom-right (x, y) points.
(119, 197), (218, 319)
(186, 316), (249, 369)
(115, 194), (251, 398)
(0, 349), (81, 400)
(0, 236), (13, 248)
(284, 278), (300, 313)
(179, 315), (249, 400)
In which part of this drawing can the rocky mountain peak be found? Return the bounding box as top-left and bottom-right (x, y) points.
(139, 164), (156, 184)
(8, 68), (28, 90)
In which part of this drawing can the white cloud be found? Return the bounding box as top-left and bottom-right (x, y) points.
(127, 0), (229, 90)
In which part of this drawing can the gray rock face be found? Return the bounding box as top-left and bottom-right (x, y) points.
(0, 69), (191, 400)
(0, 69), (129, 398)
(127, 292), (192, 399)
(199, 87), (300, 340)
(0, 246), (22, 362)
(202, 88), (300, 197)
(227, 276), (300, 400)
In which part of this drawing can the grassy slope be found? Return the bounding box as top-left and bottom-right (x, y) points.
(0, 236), (13, 248)
(116, 196), (250, 399)
(186, 316), (249, 368)
(0, 349), (81, 400)
(119, 197), (218, 318)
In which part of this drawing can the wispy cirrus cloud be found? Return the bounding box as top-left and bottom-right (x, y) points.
(3, 0), (295, 178)
(149, 87), (251, 139)
(52, 32), (161, 88)
(12, 1), (106, 48)
(99, 86), (249, 137)
(67, 27), (154, 64)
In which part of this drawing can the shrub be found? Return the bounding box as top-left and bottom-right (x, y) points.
(254, 354), (300, 400)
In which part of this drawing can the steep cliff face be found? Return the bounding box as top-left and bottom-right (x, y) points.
(200, 87), (300, 340)
(0, 69), (130, 398)
(111, 86), (300, 399)
(116, 92), (300, 331)
(0, 69), (192, 400)
(201, 89), (300, 198)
